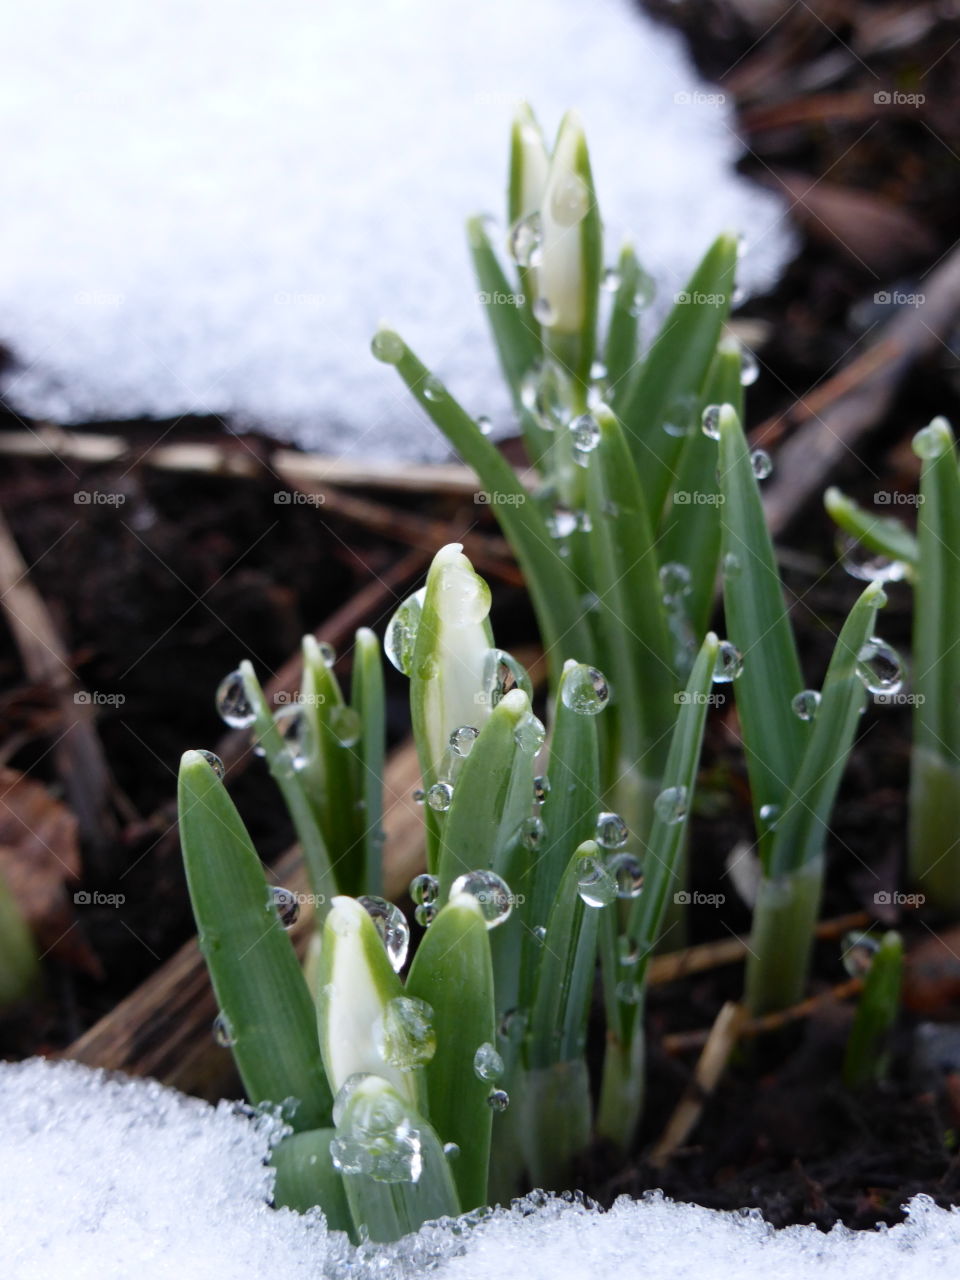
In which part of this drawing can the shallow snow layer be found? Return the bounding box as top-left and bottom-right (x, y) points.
(1, 0), (791, 459)
(2, 1059), (959, 1280)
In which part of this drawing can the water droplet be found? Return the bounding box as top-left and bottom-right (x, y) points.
(837, 534), (907, 585)
(427, 781), (454, 812)
(561, 664), (610, 715)
(443, 1142), (460, 1160)
(412, 788), (425, 805)
(595, 811), (629, 849)
(274, 706), (310, 769)
(508, 212), (543, 268)
(659, 562), (692, 604)
(534, 296), (558, 326)
(616, 980), (642, 1005)
(740, 348), (759, 386)
(423, 375), (445, 402)
(521, 815), (544, 849)
(713, 641), (743, 683)
(550, 171), (589, 226)
(547, 505), (579, 538)
(842, 930), (880, 978)
(197, 750), (225, 779)
(482, 648), (533, 708)
(631, 269), (657, 313)
(577, 856), (617, 907)
(371, 329), (404, 365)
(533, 924), (547, 945)
(514, 713), (546, 755)
(270, 885), (300, 929)
(791, 689), (821, 721)
(722, 551), (742, 580)
(473, 1042), (504, 1082)
(357, 896), (410, 971)
(384, 587), (426, 676)
(602, 267), (621, 292)
(520, 363), (567, 432)
(759, 803), (780, 830)
(375, 996), (436, 1071)
(330, 1087), (423, 1184)
(329, 705), (361, 748)
(497, 1008), (527, 1044)
(318, 642), (336, 666)
(750, 448), (773, 480)
(533, 774), (551, 804)
(450, 870), (515, 929)
(570, 413), (601, 453)
(487, 1089), (510, 1112)
(606, 852), (645, 898)
(449, 725), (479, 757)
(213, 1012), (235, 1047)
(654, 785), (688, 826)
(856, 637), (903, 696)
(414, 902), (436, 928)
(701, 404), (721, 441)
(618, 937), (640, 966)
(215, 669), (256, 729)
(590, 360), (608, 381)
(409, 873), (439, 906)
(913, 421), (951, 460)
(662, 391), (697, 438)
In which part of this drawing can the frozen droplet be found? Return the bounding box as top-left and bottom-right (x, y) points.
(791, 689), (821, 721)
(443, 1142), (460, 1160)
(476, 415), (493, 436)
(750, 448), (772, 480)
(412, 788), (425, 805)
(427, 782), (454, 812)
(414, 902), (437, 928)
(701, 404), (721, 441)
(577, 856), (617, 907)
(550, 171), (589, 226)
(409, 873), (439, 906)
(482, 648), (533, 708)
(570, 413), (601, 453)
(759, 803), (780, 830)
(375, 996), (436, 1071)
(533, 774), (551, 804)
(423, 375), (445, 402)
(450, 870), (514, 929)
(595, 811), (629, 849)
(508, 212), (543, 268)
(437, 558), (491, 627)
(722, 551), (742, 580)
(659, 561), (692, 604)
(329, 705), (361, 748)
(713, 641), (743, 683)
(533, 297), (556, 326)
(331, 1073), (374, 1127)
(842, 930), (880, 978)
(561, 664), (610, 715)
(371, 329), (404, 365)
(547, 505), (579, 538)
(317, 642), (336, 666)
(330, 1103), (423, 1184)
(384, 587), (425, 676)
(357, 896), (410, 971)
(487, 1089), (510, 1112)
(473, 1042), (504, 1082)
(856, 637), (903, 696)
(449, 725), (479, 757)
(514, 712), (546, 755)
(606, 852), (645, 899)
(270, 885), (300, 929)
(663, 391), (697, 438)
(913, 420), (951, 460)
(740, 348), (759, 386)
(654, 785), (688, 826)
(215, 669), (256, 729)
(520, 815), (544, 849)
(197, 750), (225, 779)
(212, 1012), (235, 1047)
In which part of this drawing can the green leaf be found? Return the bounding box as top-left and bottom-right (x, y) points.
(351, 627), (386, 898)
(717, 403), (808, 863)
(178, 750), (331, 1131)
(270, 1129), (354, 1234)
(617, 233), (738, 522)
(0, 866), (39, 1007)
(843, 931), (903, 1090)
(824, 487), (918, 576)
(604, 242), (642, 403)
(406, 895), (496, 1211)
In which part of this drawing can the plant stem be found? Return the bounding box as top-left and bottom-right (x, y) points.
(744, 857), (824, 1017)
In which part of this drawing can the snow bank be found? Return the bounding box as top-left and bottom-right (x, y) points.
(1, 0), (791, 459)
(2, 1058), (959, 1280)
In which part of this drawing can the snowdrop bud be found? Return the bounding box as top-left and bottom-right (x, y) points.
(509, 102), (550, 226)
(411, 544), (493, 789)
